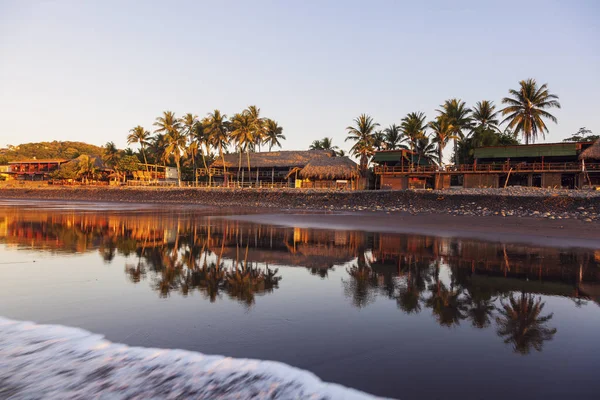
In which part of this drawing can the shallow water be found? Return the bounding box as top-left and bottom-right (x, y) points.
(0, 202), (599, 399)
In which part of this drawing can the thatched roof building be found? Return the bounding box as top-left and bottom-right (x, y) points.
(299, 156), (359, 180)
(579, 139), (600, 160)
(210, 150), (335, 169)
(63, 154), (110, 170)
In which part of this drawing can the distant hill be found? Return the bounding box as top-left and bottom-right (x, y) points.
(0, 141), (104, 163)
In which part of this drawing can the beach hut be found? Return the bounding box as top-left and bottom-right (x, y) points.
(579, 138), (600, 161)
(579, 138), (600, 186)
(297, 156), (360, 190)
(208, 150), (336, 187)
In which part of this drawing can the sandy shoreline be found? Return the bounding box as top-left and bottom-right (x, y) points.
(225, 212), (600, 250)
(1, 189), (599, 250)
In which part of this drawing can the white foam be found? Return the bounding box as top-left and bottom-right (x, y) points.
(0, 317), (386, 399)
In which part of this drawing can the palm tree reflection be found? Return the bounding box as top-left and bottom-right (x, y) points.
(496, 293), (557, 354)
(2, 209), (592, 356)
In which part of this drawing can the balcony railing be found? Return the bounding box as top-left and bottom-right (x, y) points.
(374, 162), (600, 175)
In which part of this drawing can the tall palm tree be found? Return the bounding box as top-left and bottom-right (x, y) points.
(230, 112), (255, 183)
(400, 112), (427, 166)
(428, 115), (456, 166)
(180, 113), (199, 183)
(471, 100), (499, 132)
(153, 111), (184, 186)
(500, 79), (561, 144)
(244, 105), (266, 152)
(345, 114), (379, 171)
(127, 126), (150, 171)
(264, 119), (285, 151)
(383, 124), (407, 150)
(192, 122), (211, 183)
(438, 99), (472, 165)
(204, 110), (229, 179)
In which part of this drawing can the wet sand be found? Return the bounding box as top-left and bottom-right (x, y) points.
(1, 195), (598, 250)
(225, 212), (600, 250)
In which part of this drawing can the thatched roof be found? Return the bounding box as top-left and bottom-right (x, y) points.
(579, 139), (600, 160)
(210, 150), (335, 169)
(64, 155), (110, 170)
(299, 156), (359, 180)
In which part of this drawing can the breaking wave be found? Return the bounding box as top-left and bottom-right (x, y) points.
(0, 317), (383, 400)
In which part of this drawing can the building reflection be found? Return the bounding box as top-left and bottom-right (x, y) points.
(1, 208), (599, 353)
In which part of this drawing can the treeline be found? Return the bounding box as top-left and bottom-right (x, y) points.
(119, 105), (285, 185)
(0, 141), (104, 164)
(313, 78), (561, 169)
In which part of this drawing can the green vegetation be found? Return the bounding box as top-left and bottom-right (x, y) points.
(563, 127), (598, 143)
(1, 141), (104, 162)
(345, 114), (379, 171)
(344, 78), (562, 167)
(308, 137), (345, 156)
(124, 106), (286, 186)
(500, 78), (561, 145)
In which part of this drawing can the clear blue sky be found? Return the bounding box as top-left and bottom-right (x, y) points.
(1, 0), (598, 156)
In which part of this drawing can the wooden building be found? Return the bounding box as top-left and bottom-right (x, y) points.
(371, 149), (437, 190)
(207, 150), (361, 189)
(8, 159), (68, 180)
(374, 141), (600, 190)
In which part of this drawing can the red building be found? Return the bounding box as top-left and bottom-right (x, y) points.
(8, 159), (68, 180)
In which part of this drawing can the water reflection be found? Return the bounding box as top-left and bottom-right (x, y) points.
(2, 208), (599, 355)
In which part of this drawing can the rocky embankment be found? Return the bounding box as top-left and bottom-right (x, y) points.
(1, 186), (599, 222)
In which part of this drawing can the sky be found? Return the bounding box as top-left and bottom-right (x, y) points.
(1, 0), (599, 160)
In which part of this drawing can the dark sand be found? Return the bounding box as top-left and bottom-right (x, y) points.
(1, 193), (598, 250)
(225, 212), (600, 250)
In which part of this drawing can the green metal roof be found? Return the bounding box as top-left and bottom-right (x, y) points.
(474, 143), (578, 159)
(372, 152), (404, 162)
(372, 151), (431, 165)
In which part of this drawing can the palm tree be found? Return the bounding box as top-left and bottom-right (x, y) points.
(153, 111), (184, 186)
(192, 122), (211, 184)
(438, 99), (472, 165)
(264, 119), (285, 151)
(383, 124), (407, 150)
(103, 141), (119, 168)
(471, 100), (499, 132)
(75, 154), (97, 183)
(180, 113), (199, 182)
(415, 136), (439, 165)
(244, 105), (266, 152)
(127, 126), (150, 171)
(500, 79), (561, 145)
(428, 115), (456, 166)
(309, 137), (339, 152)
(230, 112), (255, 183)
(400, 112), (427, 166)
(373, 130), (386, 151)
(496, 292), (557, 354)
(345, 114), (379, 171)
(204, 110), (230, 180)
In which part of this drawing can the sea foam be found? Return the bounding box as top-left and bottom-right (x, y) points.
(0, 317), (384, 400)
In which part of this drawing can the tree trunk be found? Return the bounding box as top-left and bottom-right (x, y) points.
(176, 158), (181, 187)
(247, 150), (251, 187)
(219, 143), (226, 186)
(453, 139), (458, 165)
(439, 144), (443, 167)
(141, 144), (149, 172)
